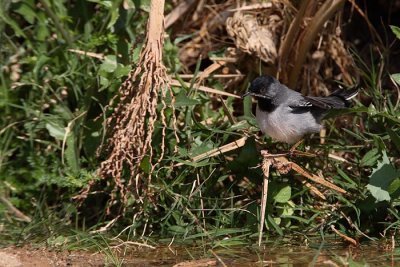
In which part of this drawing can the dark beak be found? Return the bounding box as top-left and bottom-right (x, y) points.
(241, 91), (252, 99)
(241, 91), (271, 99)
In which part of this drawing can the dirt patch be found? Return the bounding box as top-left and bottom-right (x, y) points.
(0, 246), (104, 267)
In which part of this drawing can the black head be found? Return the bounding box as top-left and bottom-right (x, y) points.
(242, 75), (281, 99)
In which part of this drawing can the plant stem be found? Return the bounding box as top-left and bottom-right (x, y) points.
(288, 0), (345, 89)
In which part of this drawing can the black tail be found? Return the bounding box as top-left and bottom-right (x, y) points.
(330, 87), (359, 105)
(304, 87), (359, 109)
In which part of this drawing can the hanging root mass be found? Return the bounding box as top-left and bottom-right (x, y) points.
(77, 1), (178, 211)
(97, 48), (173, 207)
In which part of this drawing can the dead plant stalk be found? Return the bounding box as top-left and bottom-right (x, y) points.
(90, 0), (176, 211)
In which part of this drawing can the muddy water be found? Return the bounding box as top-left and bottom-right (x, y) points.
(120, 242), (398, 266)
(1, 241), (398, 266)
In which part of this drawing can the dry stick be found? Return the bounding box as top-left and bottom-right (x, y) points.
(178, 74), (245, 79)
(330, 225), (358, 246)
(173, 259), (217, 267)
(278, 0), (311, 77)
(165, 0), (197, 29)
(288, 0), (345, 88)
(259, 157), (271, 246)
(170, 79), (240, 98)
(0, 196), (31, 222)
(196, 173), (206, 229)
(209, 250), (227, 267)
(294, 176), (326, 200)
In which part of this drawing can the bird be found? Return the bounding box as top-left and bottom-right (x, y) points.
(242, 75), (358, 144)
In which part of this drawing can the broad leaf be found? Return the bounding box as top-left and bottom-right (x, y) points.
(391, 73), (400, 86)
(366, 151), (400, 202)
(274, 186), (291, 203)
(46, 123), (65, 140)
(390, 25), (400, 40)
(360, 148), (380, 166)
(100, 55), (118, 73)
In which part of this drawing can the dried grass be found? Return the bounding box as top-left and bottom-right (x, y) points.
(226, 1), (286, 65)
(224, 0), (357, 94)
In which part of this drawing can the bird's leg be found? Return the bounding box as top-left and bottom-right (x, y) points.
(288, 139), (304, 157)
(287, 139), (316, 158)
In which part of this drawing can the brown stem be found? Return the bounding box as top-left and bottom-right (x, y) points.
(278, 0), (311, 78)
(288, 0), (345, 89)
(147, 0), (165, 63)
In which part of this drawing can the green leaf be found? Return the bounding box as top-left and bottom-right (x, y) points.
(88, 0), (113, 8)
(140, 156), (151, 174)
(388, 178), (400, 195)
(229, 120), (251, 131)
(107, 0), (122, 29)
(390, 25), (400, 40)
(0, 8), (27, 38)
(14, 1), (36, 24)
(114, 64), (130, 78)
(189, 140), (214, 157)
(267, 214), (283, 236)
(46, 123), (65, 140)
(174, 91), (200, 107)
(100, 55), (118, 73)
(280, 201), (295, 216)
(274, 186), (291, 203)
(366, 151), (400, 202)
(388, 129), (400, 153)
(391, 73), (400, 86)
(360, 148), (380, 166)
(65, 134), (80, 173)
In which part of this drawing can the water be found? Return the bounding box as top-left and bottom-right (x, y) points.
(120, 241), (399, 266)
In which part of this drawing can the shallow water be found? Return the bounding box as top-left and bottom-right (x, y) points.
(1, 240), (398, 266)
(120, 241), (399, 266)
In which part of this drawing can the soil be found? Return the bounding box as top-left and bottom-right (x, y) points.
(0, 246), (105, 267)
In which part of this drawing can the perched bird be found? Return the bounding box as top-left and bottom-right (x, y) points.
(242, 75), (358, 144)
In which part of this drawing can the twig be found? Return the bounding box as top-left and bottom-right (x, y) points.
(330, 225), (358, 246)
(68, 49), (104, 60)
(209, 250), (227, 267)
(294, 176), (326, 200)
(178, 74), (245, 79)
(170, 79), (240, 98)
(278, 0), (311, 77)
(0, 196), (31, 222)
(110, 240), (156, 250)
(173, 259), (217, 267)
(259, 158), (271, 246)
(165, 0), (196, 29)
(175, 136), (247, 166)
(197, 174), (206, 229)
(90, 215), (120, 234)
(288, 0), (345, 88)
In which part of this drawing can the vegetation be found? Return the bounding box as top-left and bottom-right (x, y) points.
(0, 0), (399, 255)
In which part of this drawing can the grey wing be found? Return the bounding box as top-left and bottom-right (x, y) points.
(303, 96), (338, 109)
(303, 95), (347, 109)
(288, 95), (343, 110)
(287, 96), (314, 109)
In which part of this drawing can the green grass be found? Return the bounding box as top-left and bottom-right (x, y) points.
(0, 0), (399, 252)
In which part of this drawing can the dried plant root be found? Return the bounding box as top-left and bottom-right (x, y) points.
(76, 0), (178, 212)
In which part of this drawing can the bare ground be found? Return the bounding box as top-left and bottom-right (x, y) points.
(0, 246), (105, 267)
